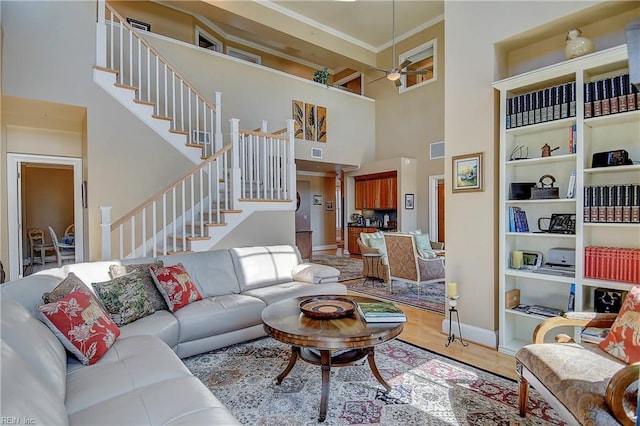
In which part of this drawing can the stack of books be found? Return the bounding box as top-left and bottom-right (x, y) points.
(356, 301), (407, 323)
(584, 246), (640, 284)
(581, 327), (610, 344)
(583, 184), (640, 224)
(508, 206), (529, 232)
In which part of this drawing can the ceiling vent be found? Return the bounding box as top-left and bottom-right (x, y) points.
(311, 147), (323, 159)
(430, 141), (445, 159)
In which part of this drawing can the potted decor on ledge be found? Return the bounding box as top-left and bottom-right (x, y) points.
(313, 67), (331, 86)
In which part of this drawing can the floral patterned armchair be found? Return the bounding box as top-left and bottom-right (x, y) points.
(516, 309), (639, 425)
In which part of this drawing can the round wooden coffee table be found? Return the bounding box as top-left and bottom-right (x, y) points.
(262, 295), (404, 422)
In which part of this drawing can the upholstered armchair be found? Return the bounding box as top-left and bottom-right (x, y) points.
(383, 233), (445, 297)
(516, 311), (639, 425)
(357, 233), (390, 283)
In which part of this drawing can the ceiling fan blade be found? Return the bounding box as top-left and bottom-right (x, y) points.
(399, 59), (412, 69)
(394, 79), (402, 88)
(369, 66), (390, 74)
(368, 75), (389, 84)
(401, 70), (429, 75)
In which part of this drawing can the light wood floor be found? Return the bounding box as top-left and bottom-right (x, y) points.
(319, 246), (517, 381)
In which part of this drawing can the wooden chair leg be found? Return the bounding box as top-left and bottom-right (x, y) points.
(518, 374), (530, 417)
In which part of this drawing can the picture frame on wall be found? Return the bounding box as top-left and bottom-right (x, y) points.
(325, 201), (334, 211)
(126, 17), (151, 31)
(452, 152), (484, 193)
(405, 194), (414, 210)
(313, 194), (322, 205)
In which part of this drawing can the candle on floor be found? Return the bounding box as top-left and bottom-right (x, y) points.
(447, 282), (458, 298)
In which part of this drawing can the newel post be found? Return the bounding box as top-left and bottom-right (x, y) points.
(100, 206), (111, 260)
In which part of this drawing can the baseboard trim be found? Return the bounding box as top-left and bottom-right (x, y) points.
(313, 244), (337, 251)
(441, 318), (498, 349)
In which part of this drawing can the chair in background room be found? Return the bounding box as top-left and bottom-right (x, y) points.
(27, 228), (54, 266)
(383, 233), (445, 297)
(48, 226), (75, 267)
(64, 224), (75, 237)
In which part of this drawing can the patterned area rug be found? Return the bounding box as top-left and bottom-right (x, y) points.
(184, 337), (565, 426)
(347, 280), (446, 315)
(310, 255), (446, 314)
(310, 255), (364, 282)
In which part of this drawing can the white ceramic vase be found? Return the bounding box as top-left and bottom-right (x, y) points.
(565, 28), (594, 60)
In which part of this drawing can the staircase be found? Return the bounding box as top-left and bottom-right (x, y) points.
(95, 1), (295, 259)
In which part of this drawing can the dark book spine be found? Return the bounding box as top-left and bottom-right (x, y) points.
(561, 82), (569, 118)
(623, 184), (633, 223)
(553, 84), (562, 120)
(546, 87), (554, 121)
(506, 98), (512, 129)
(528, 92), (535, 124)
(535, 90), (542, 123)
(628, 80), (637, 111)
(584, 82), (593, 118)
(515, 95), (523, 127)
(606, 184), (615, 223)
(599, 185), (608, 223)
(618, 74), (628, 112)
(632, 184), (640, 223)
(591, 185), (600, 222)
(522, 93), (530, 126)
(569, 81), (576, 117)
(601, 78), (611, 115)
(614, 185), (624, 223)
(610, 76), (619, 114)
(584, 186), (591, 223)
(593, 79), (602, 117)
(541, 88), (549, 122)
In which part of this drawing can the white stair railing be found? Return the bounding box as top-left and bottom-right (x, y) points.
(98, 2), (222, 157)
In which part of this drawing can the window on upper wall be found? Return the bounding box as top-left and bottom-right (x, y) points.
(399, 39), (437, 94)
(195, 26), (222, 52)
(226, 47), (262, 65)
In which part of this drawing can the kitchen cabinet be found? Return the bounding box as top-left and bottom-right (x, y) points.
(347, 226), (378, 255)
(355, 172), (397, 210)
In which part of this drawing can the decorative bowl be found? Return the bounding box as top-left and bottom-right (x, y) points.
(299, 296), (356, 319)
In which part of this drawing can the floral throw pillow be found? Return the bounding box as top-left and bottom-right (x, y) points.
(149, 263), (202, 312)
(93, 273), (154, 326)
(109, 262), (168, 311)
(599, 285), (640, 364)
(38, 290), (120, 365)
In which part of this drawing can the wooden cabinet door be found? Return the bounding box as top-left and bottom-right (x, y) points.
(355, 180), (366, 209)
(366, 179), (381, 209)
(348, 227), (361, 254)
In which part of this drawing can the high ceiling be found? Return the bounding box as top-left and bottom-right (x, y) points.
(160, 0), (444, 72)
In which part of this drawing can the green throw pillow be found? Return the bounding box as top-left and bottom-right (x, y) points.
(368, 237), (387, 255)
(414, 233), (433, 251)
(93, 273), (154, 327)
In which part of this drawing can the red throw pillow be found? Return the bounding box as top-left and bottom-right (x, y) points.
(149, 263), (202, 312)
(38, 290), (120, 365)
(599, 286), (640, 363)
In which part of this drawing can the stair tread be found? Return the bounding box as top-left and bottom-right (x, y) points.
(114, 82), (137, 91)
(239, 198), (292, 203)
(152, 114), (172, 121)
(134, 99), (155, 107)
(94, 65), (118, 75)
(169, 129), (189, 135)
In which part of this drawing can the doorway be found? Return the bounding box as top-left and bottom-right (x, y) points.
(429, 174), (445, 243)
(6, 154), (84, 281)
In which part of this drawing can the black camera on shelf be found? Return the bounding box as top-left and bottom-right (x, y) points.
(592, 149), (633, 168)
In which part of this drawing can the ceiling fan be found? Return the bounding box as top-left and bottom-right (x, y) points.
(369, 0), (428, 88)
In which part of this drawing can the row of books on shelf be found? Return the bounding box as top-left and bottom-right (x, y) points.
(584, 73), (639, 118)
(584, 246), (640, 284)
(356, 301), (406, 323)
(511, 304), (564, 317)
(505, 73), (640, 129)
(508, 207), (530, 232)
(505, 82), (576, 129)
(584, 184), (640, 224)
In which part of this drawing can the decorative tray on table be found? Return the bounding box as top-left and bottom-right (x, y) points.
(299, 296), (356, 319)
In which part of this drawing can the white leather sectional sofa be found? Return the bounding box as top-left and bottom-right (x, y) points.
(1, 245), (345, 425)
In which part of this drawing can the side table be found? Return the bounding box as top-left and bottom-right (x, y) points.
(362, 253), (383, 287)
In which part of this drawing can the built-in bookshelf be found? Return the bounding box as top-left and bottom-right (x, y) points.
(494, 45), (640, 356)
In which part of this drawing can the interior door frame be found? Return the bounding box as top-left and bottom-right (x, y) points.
(429, 174), (444, 242)
(6, 153), (84, 281)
